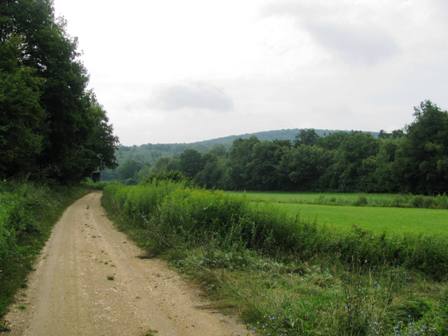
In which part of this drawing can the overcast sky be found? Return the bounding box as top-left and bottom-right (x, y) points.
(53, 0), (448, 145)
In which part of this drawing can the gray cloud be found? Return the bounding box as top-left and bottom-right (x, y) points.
(305, 22), (398, 65)
(433, 0), (448, 10)
(55, 0), (448, 145)
(152, 83), (234, 112)
(264, 1), (399, 65)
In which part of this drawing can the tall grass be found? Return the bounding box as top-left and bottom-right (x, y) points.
(103, 181), (448, 335)
(0, 182), (87, 319)
(103, 182), (448, 280)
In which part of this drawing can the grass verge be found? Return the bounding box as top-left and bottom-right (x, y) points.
(0, 182), (88, 318)
(103, 181), (448, 336)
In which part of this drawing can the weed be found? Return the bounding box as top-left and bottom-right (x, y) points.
(0, 320), (10, 332)
(354, 195), (368, 206)
(143, 328), (158, 336)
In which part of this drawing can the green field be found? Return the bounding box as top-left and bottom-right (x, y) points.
(227, 191), (448, 209)
(230, 192), (448, 237)
(227, 191), (396, 204)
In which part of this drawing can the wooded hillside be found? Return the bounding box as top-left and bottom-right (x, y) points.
(117, 101), (448, 195)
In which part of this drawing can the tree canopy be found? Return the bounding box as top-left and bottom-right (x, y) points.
(0, 0), (118, 182)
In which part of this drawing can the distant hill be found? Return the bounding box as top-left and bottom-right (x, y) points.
(190, 128), (332, 147)
(115, 128), (378, 166)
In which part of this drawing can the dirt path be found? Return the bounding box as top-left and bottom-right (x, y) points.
(2, 193), (250, 336)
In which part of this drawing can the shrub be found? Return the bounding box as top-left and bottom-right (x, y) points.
(354, 196), (368, 206)
(411, 196), (425, 208)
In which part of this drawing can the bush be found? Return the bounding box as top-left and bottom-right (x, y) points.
(354, 196), (368, 206)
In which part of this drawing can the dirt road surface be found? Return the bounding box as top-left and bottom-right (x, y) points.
(2, 193), (250, 336)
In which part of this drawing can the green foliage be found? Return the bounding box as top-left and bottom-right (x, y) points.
(0, 0), (118, 182)
(228, 136), (260, 190)
(81, 178), (111, 190)
(281, 145), (331, 190)
(194, 153), (228, 189)
(179, 149), (205, 179)
(232, 197), (448, 239)
(295, 129), (319, 146)
(396, 101), (448, 194)
(321, 132), (379, 191)
(354, 195), (368, 206)
(229, 191), (448, 210)
(132, 101), (448, 196)
(103, 183), (448, 280)
(117, 160), (144, 184)
(103, 182), (448, 335)
(105, 129), (339, 174)
(145, 170), (188, 184)
(0, 182), (87, 317)
(388, 299), (431, 322)
(0, 35), (45, 177)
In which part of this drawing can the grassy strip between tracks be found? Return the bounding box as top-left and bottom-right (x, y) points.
(103, 181), (448, 336)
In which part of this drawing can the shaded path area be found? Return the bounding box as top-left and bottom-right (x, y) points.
(2, 193), (249, 336)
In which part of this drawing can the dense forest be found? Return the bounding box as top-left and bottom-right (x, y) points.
(0, 0), (118, 182)
(119, 101), (448, 195)
(104, 128), (374, 175)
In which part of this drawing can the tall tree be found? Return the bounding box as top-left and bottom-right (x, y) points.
(0, 35), (45, 177)
(228, 137), (260, 190)
(0, 0), (118, 181)
(320, 132), (379, 191)
(396, 101), (448, 194)
(281, 145), (331, 191)
(294, 129), (319, 146)
(179, 149), (204, 179)
(246, 141), (286, 190)
(195, 153), (228, 189)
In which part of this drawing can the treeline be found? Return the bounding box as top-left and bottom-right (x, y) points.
(106, 129), (343, 170)
(0, 0), (118, 182)
(140, 101), (448, 194)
